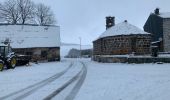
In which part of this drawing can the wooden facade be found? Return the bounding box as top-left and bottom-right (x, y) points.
(13, 47), (60, 62)
(93, 34), (151, 55)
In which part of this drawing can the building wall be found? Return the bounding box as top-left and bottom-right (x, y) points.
(144, 14), (163, 41)
(102, 35), (132, 55)
(93, 34), (151, 55)
(135, 35), (151, 54)
(13, 47), (60, 62)
(163, 18), (170, 52)
(93, 39), (103, 55)
(143, 14), (164, 51)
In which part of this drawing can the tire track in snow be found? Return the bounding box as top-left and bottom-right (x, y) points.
(0, 62), (74, 100)
(43, 69), (82, 100)
(43, 61), (87, 100)
(65, 62), (87, 100)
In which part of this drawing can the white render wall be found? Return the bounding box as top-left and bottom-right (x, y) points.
(163, 19), (170, 52)
(0, 25), (60, 48)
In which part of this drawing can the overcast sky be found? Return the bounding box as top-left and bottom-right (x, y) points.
(1, 0), (170, 45)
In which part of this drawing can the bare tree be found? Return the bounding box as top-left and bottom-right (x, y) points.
(17, 0), (35, 24)
(35, 3), (56, 25)
(0, 0), (20, 24)
(0, 0), (56, 25)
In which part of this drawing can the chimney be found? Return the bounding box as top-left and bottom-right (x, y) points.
(155, 8), (159, 15)
(106, 16), (115, 30)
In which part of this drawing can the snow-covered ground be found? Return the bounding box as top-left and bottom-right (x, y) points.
(0, 61), (71, 99)
(0, 58), (170, 100)
(75, 59), (170, 100)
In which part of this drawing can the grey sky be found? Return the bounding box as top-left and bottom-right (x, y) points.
(1, 0), (170, 45)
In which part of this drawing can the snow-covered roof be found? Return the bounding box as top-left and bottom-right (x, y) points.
(0, 25), (60, 48)
(99, 21), (150, 39)
(158, 12), (170, 18)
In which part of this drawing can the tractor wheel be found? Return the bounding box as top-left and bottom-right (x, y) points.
(8, 57), (17, 69)
(0, 62), (4, 71)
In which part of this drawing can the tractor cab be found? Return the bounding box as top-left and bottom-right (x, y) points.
(0, 45), (12, 58)
(0, 42), (16, 71)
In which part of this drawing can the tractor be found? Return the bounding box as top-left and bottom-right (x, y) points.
(0, 44), (17, 71)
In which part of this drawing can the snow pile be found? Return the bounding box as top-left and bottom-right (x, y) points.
(158, 54), (170, 58)
(0, 25), (60, 48)
(99, 21), (149, 39)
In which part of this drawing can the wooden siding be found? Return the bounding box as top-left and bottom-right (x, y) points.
(13, 47), (60, 61)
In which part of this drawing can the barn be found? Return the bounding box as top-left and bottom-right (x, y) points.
(93, 17), (151, 61)
(0, 24), (60, 62)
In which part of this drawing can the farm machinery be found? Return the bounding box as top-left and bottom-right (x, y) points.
(0, 42), (30, 71)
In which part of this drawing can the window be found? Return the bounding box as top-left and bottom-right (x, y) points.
(0, 47), (5, 56)
(5, 47), (8, 56)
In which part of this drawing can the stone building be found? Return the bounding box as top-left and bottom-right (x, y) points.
(93, 17), (151, 56)
(0, 24), (60, 61)
(144, 8), (170, 52)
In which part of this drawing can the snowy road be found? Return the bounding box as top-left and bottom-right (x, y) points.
(0, 62), (73, 100)
(0, 60), (87, 100)
(1, 58), (170, 100)
(44, 62), (87, 100)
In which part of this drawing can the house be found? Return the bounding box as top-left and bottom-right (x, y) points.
(144, 8), (170, 52)
(0, 24), (60, 62)
(93, 17), (151, 58)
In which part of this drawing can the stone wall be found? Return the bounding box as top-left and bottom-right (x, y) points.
(93, 55), (170, 63)
(163, 18), (170, 52)
(93, 34), (151, 55)
(93, 39), (103, 55)
(93, 55), (127, 63)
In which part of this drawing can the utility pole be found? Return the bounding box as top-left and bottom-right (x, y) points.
(79, 37), (81, 58)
